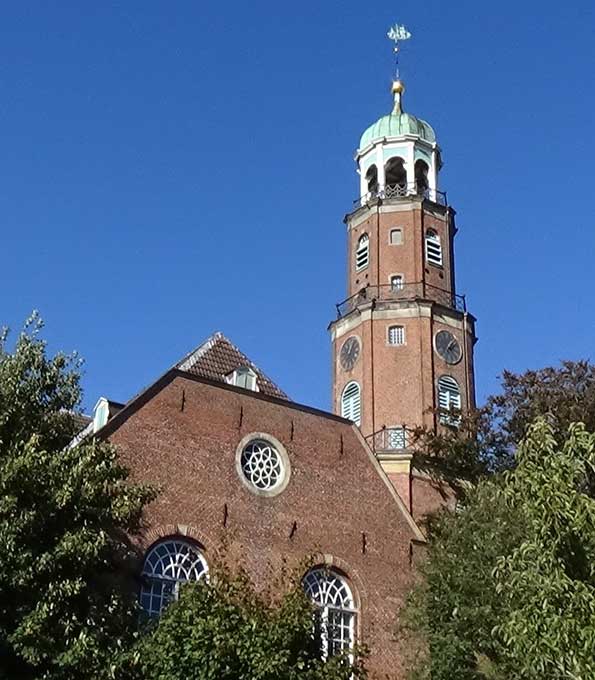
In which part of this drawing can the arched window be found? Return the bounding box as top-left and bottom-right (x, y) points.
(355, 234), (369, 271)
(364, 164), (378, 196)
(140, 540), (208, 616)
(437, 375), (461, 425)
(384, 157), (407, 197)
(415, 159), (429, 195)
(425, 229), (443, 266)
(341, 381), (361, 426)
(303, 567), (357, 658)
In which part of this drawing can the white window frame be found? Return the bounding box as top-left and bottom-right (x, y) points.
(139, 540), (209, 617)
(226, 366), (258, 392)
(389, 228), (403, 245)
(387, 325), (405, 346)
(303, 568), (357, 660)
(92, 397), (110, 433)
(425, 229), (443, 267)
(390, 274), (404, 292)
(437, 375), (462, 426)
(355, 234), (369, 271)
(341, 381), (361, 426)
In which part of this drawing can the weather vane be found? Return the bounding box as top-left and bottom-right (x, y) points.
(387, 23), (412, 79)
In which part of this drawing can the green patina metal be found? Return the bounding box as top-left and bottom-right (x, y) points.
(360, 112), (436, 149)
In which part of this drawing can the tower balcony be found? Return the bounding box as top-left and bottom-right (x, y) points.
(355, 182), (447, 209)
(366, 426), (411, 454)
(335, 282), (466, 319)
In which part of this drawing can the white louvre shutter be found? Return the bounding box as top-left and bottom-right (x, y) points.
(341, 382), (361, 426)
(355, 235), (369, 271)
(425, 230), (443, 266)
(438, 376), (461, 424)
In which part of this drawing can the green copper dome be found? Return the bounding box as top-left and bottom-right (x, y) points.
(360, 111), (436, 149)
(359, 82), (436, 149)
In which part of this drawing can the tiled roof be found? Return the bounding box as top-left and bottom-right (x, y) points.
(176, 332), (288, 400)
(71, 412), (92, 432)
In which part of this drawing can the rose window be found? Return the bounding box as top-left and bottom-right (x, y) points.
(240, 439), (284, 491)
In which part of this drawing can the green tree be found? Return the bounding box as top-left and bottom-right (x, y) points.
(0, 314), (155, 679)
(406, 420), (595, 679)
(412, 360), (595, 487)
(125, 566), (367, 680)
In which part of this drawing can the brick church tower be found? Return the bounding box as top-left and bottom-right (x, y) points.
(329, 34), (476, 506)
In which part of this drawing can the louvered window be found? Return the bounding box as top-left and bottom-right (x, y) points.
(425, 229), (443, 266)
(355, 235), (369, 271)
(437, 375), (461, 425)
(388, 325), (405, 346)
(341, 381), (361, 426)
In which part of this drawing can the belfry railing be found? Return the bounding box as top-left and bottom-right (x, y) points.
(355, 182), (448, 208)
(365, 426), (413, 454)
(335, 282), (466, 319)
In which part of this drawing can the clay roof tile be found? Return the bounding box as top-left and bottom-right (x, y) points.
(176, 332), (288, 400)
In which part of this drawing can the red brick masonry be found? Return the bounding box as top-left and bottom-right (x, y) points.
(101, 370), (426, 679)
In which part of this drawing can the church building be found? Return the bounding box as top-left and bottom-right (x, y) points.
(90, 28), (477, 678)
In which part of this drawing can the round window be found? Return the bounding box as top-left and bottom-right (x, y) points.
(235, 433), (291, 497)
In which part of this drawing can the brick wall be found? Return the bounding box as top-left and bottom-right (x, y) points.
(105, 373), (424, 679)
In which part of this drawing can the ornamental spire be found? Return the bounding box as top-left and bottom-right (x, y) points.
(386, 23), (411, 114)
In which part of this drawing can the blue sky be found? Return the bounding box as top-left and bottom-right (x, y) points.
(2, 1), (594, 413)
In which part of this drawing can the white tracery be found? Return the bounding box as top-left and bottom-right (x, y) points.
(140, 540), (208, 616)
(241, 440), (283, 490)
(303, 568), (357, 658)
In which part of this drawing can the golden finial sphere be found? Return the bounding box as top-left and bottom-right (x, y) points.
(391, 80), (405, 95)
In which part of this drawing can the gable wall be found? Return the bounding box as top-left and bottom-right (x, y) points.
(108, 375), (421, 678)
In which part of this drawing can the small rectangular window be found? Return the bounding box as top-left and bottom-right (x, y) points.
(227, 367), (258, 392)
(388, 325), (405, 345)
(390, 228), (403, 245)
(390, 275), (404, 292)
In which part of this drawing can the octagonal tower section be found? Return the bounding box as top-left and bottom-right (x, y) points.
(329, 80), (477, 512)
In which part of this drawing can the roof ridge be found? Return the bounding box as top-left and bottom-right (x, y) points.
(176, 331), (225, 371)
(175, 331), (288, 400)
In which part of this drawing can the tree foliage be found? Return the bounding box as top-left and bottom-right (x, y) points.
(124, 566), (367, 680)
(406, 420), (595, 679)
(0, 314), (156, 679)
(412, 360), (595, 486)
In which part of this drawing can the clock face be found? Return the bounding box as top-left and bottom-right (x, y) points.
(435, 330), (462, 365)
(340, 336), (360, 371)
